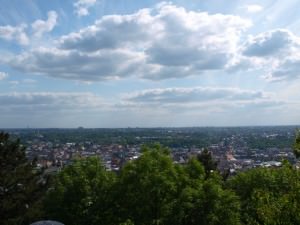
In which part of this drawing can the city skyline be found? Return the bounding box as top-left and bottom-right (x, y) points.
(1, 0), (300, 128)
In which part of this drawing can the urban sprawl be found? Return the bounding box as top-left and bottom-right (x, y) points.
(7, 126), (298, 175)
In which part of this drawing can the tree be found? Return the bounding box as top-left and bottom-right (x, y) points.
(116, 144), (179, 225)
(0, 132), (45, 225)
(228, 162), (300, 225)
(44, 157), (116, 225)
(43, 144), (241, 225)
(293, 129), (300, 158)
(197, 148), (218, 178)
(116, 145), (240, 225)
(172, 159), (240, 225)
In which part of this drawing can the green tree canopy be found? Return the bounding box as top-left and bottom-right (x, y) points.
(116, 144), (179, 225)
(171, 158), (240, 225)
(43, 144), (242, 225)
(293, 129), (300, 158)
(228, 162), (300, 225)
(44, 157), (116, 225)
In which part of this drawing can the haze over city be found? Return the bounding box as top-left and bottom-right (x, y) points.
(1, 0), (300, 128)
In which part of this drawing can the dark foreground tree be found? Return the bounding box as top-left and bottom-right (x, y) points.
(0, 132), (45, 225)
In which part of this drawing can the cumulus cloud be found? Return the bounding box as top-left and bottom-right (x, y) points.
(0, 11), (57, 46)
(5, 4), (300, 83)
(0, 23), (29, 45)
(10, 3), (251, 81)
(32, 11), (58, 38)
(145, 4), (251, 71)
(243, 29), (299, 57)
(74, 0), (97, 17)
(241, 29), (300, 81)
(11, 47), (146, 81)
(0, 72), (8, 80)
(267, 58), (300, 81)
(60, 8), (157, 51)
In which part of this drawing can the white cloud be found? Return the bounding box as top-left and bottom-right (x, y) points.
(32, 11), (58, 38)
(241, 29), (300, 81)
(117, 87), (289, 127)
(0, 72), (8, 80)
(60, 8), (157, 51)
(145, 4), (251, 72)
(123, 87), (274, 106)
(74, 0), (97, 17)
(243, 29), (300, 57)
(267, 58), (300, 81)
(0, 11), (57, 46)
(0, 89), (294, 128)
(4, 3), (300, 84)
(0, 91), (113, 127)
(10, 47), (146, 81)
(11, 3), (251, 81)
(244, 4), (263, 13)
(9, 79), (37, 85)
(0, 92), (108, 109)
(0, 23), (29, 45)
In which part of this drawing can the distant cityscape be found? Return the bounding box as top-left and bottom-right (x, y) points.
(4, 126), (299, 175)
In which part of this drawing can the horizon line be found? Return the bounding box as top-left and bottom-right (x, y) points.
(1, 125), (300, 130)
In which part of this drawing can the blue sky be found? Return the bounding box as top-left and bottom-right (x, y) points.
(0, 0), (300, 128)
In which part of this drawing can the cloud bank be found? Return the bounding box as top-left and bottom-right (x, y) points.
(7, 3), (300, 83)
(122, 87), (282, 112)
(0, 92), (108, 112)
(9, 3), (252, 81)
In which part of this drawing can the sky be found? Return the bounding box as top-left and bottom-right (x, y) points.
(0, 0), (300, 128)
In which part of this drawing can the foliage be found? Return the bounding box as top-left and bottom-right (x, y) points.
(228, 162), (300, 225)
(22, 132), (300, 225)
(16, 126), (295, 149)
(293, 129), (300, 158)
(44, 157), (116, 225)
(116, 144), (181, 225)
(0, 132), (46, 225)
(196, 148), (218, 178)
(4, 127), (300, 225)
(170, 160), (240, 225)
(44, 144), (241, 225)
(119, 219), (135, 225)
